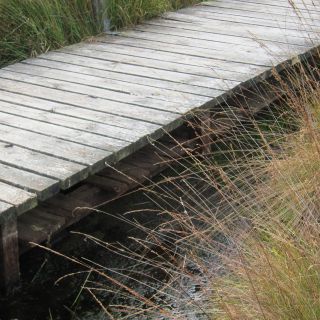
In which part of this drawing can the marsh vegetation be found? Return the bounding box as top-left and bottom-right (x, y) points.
(0, 0), (201, 67)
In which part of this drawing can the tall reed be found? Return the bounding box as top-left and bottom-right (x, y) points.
(64, 54), (320, 319)
(0, 0), (201, 67)
(0, 0), (100, 67)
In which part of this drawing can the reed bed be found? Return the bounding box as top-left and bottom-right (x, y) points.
(0, 0), (200, 67)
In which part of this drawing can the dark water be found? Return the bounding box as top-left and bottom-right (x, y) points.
(0, 190), (165, 320)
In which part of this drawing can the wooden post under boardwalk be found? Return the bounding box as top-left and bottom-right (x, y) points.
(92, 0), (110, 31)
(0, 215), (20, 294)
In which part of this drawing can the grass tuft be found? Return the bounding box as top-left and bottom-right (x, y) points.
(105, 0), (201, 29)
(0, 0), (201, 67)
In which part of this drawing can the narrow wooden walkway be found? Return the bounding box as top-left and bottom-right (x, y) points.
(0, 0), (319, 291)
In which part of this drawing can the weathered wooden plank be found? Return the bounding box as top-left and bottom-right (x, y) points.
(113, 31), (281, 66)
(3, 65), (188, 115)
(0, 163), (59, 202)
(86, 175), (128, 194)
(0, 99), (138, 143)
(0, 123), (113, 171)
(9, 61), (208, 105)
(42, 194), (90, 218)
(195, 4), (320, 27)
(18, 209), (65, 246)
(0, 212), (20, 293)
(0, 202), (15, 226)
(0, 106), (130, 152)
(134, 23), (312, 52)
(4, 63), (198, 113)
(0, 90), (157, 140)
(210, 0), (320, 15)
(0, 142), (88, 189)
(201, 1), (320, 20)
(164, 8), (319, 30)
(96, 35), (270, 71)
(145, 17), (316, 44)
(146, 16), (317, 44)
(0, 72), (183, 123)
(231, 0), (320, 13)
(67, 41), (264, 76)
(26, 57), (220, 98)
(0, 0), (316, 295)
(38, 51), (238, 90)
(0, 182), (37, 215)
(58, 45), (252, 82)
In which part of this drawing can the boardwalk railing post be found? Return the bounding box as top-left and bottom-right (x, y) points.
(0, 215), (20, 294)
(92, 0), (111, 32)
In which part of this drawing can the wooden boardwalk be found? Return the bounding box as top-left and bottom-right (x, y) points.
(0, 0), (319, 291)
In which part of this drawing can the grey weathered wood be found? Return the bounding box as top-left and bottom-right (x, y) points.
(113, 31), (283, 66)
(37, 51), (238, 90)
(211, 0), (320, 15)
(62, 41), (264, 77)
(96, 35), (270, 70)
(145, 16), (316, 43)
(0, 105), (131, 151)
(164, 8), (320, 30)
(145, 16), (317, 44)
(0, 163), (59, 202)
(18, 208), (65, 245)
(3, 64), (195, 114)
(0, 99), (139, 142)
(0, 212), (20, 293)
(0, 72), (182, 124)
(8, 61), (208, 105)
(231, 0), (320, 13)
(24, 57), (220, 98)
(0, 123), (113, 170)
(0, 202), (15, 226)
(0, 90), (157, 139)
(0, 182), (37, 215)
(0, 0), (318, 244)
(195, 4), (320, 27)
(3, 64), (188, 115)
(202, 1), (320, 20)
(59, 45), (250, 81)
(0, 142), (88, 190)
(133, 23), (312, 53)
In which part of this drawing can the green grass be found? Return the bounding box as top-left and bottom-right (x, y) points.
(0, 0), (99, 67)
(105, 0), (202, 29)
(0, 0), (201, 68)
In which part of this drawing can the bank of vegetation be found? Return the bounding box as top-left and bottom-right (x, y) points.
(53, 54), (319, 319)
(135, 60), (319, 319)
(0, 0), (201, 67)
(65, 55), (318, 319)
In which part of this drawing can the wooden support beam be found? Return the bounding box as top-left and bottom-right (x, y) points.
(189, 111), (213, 155)
(0, 215), (20, 294)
